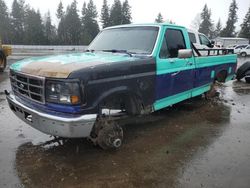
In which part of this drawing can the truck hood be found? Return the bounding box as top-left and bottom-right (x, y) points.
(10, 52), (139, 78)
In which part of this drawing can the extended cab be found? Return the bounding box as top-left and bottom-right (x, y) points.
(6, 23), (237, 149)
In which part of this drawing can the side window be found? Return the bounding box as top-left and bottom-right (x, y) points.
(247, 46), (250, 49)
(199, 34), (210, 46)
(188, 32), (197, 43)
(159, 29), (186, 58)
(159, 36), (170, 58)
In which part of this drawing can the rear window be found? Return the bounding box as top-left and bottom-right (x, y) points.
(188, 32), (196, 43)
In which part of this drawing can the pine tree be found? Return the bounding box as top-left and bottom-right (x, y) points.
(23, 8), (45, 44)
(62, 0), (82, 45)
(121, 0), (131, 24)
(238, 7), (250, 39)
(214, 19), (222, 37)
(11, 0), (26, 44)
(0, 0), (12, 43)
(56, 1), (64, 20)
(110, 0), (122, 26)
(198, 4), (213, 37)
(155, 13), (163, 23)
(82, 0), (100, 45)
(220, 0), (238, 37)
(57, 1), (66, 44)
(44, 11), (56, 44)
(100, 0), (110, 28)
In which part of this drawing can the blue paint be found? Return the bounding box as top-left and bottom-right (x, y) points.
(15, 94), (83, 117)
(155, 62), (236, 101)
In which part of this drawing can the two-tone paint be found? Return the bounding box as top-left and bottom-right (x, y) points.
(9, 23), (237, 118)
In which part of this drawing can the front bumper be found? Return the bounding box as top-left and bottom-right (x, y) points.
(6, 92), (97, 138)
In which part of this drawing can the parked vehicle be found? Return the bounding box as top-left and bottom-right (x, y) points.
(240, 45), (250, 57)
(0, 38), (12, 72)
(233, 44), (248, 54)
(214, 37), (249, 48)
(188, 29), (214, 49)
(5, 23), (237, 149)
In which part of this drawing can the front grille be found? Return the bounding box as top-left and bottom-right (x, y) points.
(10, 71), (45, 103)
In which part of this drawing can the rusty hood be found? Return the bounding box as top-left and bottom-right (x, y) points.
(10, 52), (138, 78)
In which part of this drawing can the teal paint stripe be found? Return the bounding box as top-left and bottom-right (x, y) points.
(211, 70), (215, 78)
(153, 84), (210, 111)
(225, 74), (234, 82)
(195, 55), (237, 69)
(191, 84), (210, 97)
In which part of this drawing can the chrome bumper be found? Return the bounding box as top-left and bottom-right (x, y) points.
(6, 92), (97, 138)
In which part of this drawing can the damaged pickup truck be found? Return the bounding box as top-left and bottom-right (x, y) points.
(6, 23), (237, 149)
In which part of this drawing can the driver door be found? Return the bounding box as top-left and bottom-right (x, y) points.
(154, 27), (195, 110)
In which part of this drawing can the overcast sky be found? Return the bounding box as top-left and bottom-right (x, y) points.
(5, 0), (250, 31)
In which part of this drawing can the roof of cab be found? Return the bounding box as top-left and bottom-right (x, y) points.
(103, 23), (186, 30)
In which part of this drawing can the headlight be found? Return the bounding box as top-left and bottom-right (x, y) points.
(46, 80), (81, 105)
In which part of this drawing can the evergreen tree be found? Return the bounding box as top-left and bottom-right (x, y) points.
(44, 11), (56, 44)
(100, 0), (110, 28)
(62, 0), (82, 45)
(57, 1), (66, 44)
(220, 0), (238, 37)
(23, 8), (45, 44)
(214, 19), (222, 37)
(0, 0), (11, 43)
(121, 0), (131, 24)
(11, 0), (26, 44)
(110, 0), (122, 26)
(155, 13), (163, 23)
(238, 7), (250, 39)
(56, 1), (64, 20)
(198, 4), (213, 37)
(82, 0), (100, 45)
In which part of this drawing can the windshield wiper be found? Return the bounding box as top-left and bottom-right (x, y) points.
(102, 49), (134, 57)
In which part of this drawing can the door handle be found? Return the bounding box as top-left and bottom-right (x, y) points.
(171, 71), (180, 76)
(186, 62), (193, 66)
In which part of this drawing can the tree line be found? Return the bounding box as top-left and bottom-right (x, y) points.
(155, 0), (250, 40)
(0, 0), (132, 45)
(0, 0), (249, 45)
(196, 0), (249, 39)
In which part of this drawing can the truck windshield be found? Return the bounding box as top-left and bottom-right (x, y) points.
(88, 26), (159, 55)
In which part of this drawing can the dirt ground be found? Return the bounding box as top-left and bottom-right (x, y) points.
(0, 55), (250, 188)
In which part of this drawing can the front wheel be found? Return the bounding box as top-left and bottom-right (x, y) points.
(93, 118), (124, 150)
(241, 52), (247, 57)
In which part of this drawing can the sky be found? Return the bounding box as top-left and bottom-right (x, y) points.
(5, 0), (250, 31)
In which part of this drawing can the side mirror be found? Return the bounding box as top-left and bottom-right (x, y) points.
(178, 49), (193, 59)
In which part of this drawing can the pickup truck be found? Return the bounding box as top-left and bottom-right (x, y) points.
(0, 38), (12, 72)
(5, 23), (237, 149)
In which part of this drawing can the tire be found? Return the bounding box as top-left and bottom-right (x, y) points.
(245, 70), (250, 83)
(0, 50), (7, 72)
(240, 52), (247, 57)
(96, 119), (123, 150)
(236, 61), (250, 81)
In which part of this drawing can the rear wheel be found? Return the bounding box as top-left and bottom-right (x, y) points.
(0, 50), (6, 72)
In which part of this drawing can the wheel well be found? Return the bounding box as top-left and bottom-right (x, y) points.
(98, 92), (143, 115)
(215, 70), (227, 83)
